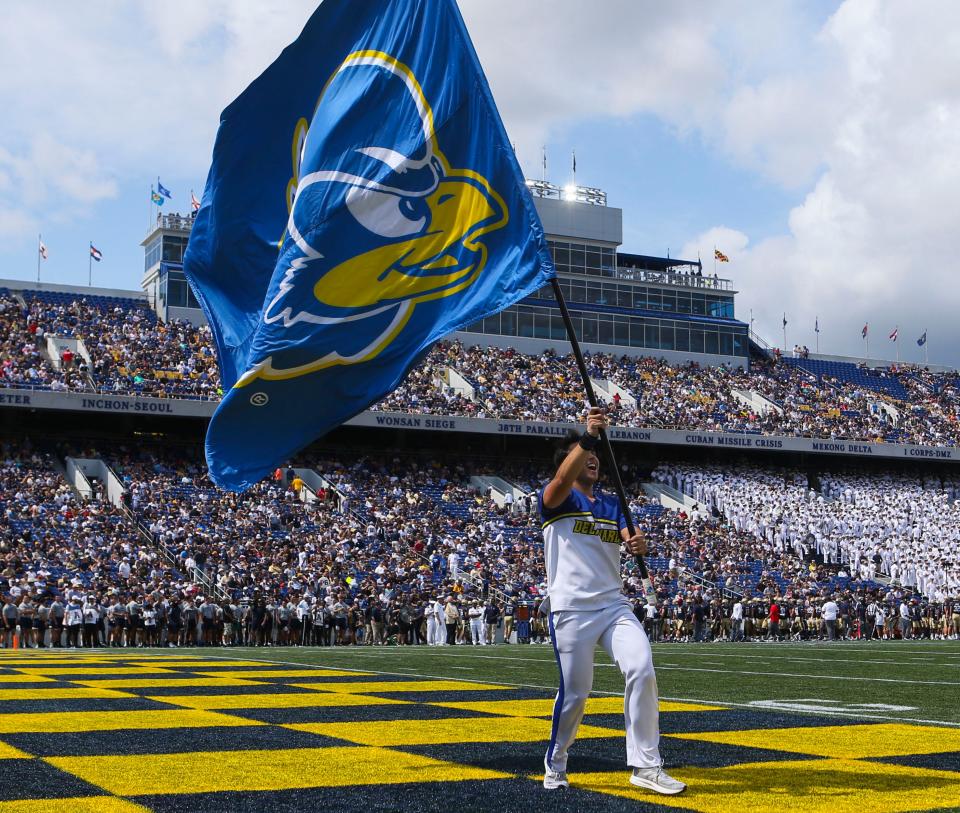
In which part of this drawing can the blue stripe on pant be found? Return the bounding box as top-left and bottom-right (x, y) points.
(546, 611), (564, 771)
(545, 603), (661, 772)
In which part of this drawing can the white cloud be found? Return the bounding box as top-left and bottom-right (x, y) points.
(459, 1), (733, 173)
(686, 0), (960, 362)
(0, 1), (754, 240)
(680, 227), (750, 267)
(0, 135), (117, 239)
(0, 207), (37, 240)
(1, 0), (958, 364)
(0, 1), (319, 242)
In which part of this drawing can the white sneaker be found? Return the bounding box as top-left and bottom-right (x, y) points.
(630, 767), (686, 795)
(543, 761), (569, 790)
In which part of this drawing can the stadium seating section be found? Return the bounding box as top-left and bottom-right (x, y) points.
(3, 289), (960, 445)
(2, 439), (958, 648)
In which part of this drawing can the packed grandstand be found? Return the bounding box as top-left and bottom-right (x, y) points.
(3, 286), (960, 445)
(2, 430), (958, 648)
(2, 277), (960, 649)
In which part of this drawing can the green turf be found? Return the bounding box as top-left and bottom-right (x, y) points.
(115, 640), (960, 726)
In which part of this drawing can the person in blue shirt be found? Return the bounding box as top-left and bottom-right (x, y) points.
(541, 407), (685, 797)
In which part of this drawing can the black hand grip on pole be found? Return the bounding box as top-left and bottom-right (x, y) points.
(550, 278), (657, 605)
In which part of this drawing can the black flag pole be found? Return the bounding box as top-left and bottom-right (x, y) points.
(550, 277), (658, 605)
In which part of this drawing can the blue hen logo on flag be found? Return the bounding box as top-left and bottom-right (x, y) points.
(246, 50), (507, 384)
(185, 0), (554, 490)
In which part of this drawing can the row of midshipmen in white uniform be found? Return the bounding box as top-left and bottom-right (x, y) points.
(653, 463), (960, 600)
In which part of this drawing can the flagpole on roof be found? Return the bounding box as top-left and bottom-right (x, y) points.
(549, 277), (657, 607)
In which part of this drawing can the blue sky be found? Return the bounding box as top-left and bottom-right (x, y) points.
(2, 0), (958, 364)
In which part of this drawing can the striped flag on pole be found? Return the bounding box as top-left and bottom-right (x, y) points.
(889, 327), (898, 341)
(191, 190), (201, 212)
(89, 243), (102, 262)
(38, 240), (47, 260)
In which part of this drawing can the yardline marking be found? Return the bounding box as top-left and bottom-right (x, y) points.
(183, 650), (960, 729)
(68, 641), (960, 658)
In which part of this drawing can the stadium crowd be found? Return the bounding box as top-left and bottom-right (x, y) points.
(375, 340), (960, 446)
(0, 291), (85, 390)
(654, 463), (960, 601)
(2, 435), (958, 649)
(4, 286), (960, 446)
(0, 441), (210, 648)
(1, 290), (220, 398)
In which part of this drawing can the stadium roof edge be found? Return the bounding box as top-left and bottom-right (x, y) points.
(0, 277), (146, 301)
(616, 252), (702, 271)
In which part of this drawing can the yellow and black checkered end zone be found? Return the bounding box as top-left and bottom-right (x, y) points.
(0, 652), (958, 813)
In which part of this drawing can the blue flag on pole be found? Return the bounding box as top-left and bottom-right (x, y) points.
(184, 0), (555, 490)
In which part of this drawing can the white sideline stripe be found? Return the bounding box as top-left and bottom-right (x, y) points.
(654, 665), (960, 685)
(292, 647), (960, 683)
(729, 643), (960, 658)
(648, 650), (960, 669)
(188, 650), (960, 729)
(368, 649), (960, 684)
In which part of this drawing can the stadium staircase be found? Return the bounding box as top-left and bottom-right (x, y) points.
(748, 329), (775, 361)
(676, 565), (743, 599)
(441, 367), (475, 401)
(642, 482), (697, 513)
(732, 388), (782, 416)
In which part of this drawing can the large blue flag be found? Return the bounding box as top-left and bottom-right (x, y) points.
(185, 0), (555, 490)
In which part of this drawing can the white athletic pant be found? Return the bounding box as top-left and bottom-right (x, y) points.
(470, 619), (484, 644)
(546, 601), (660, 771)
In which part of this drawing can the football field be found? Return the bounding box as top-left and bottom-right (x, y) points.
(0, 641), (958, 812)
